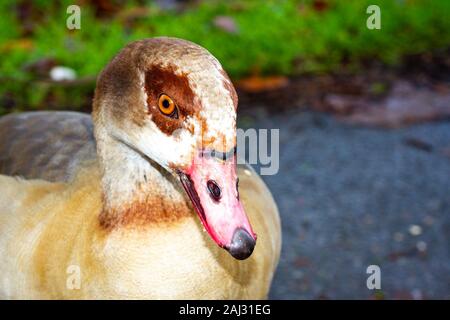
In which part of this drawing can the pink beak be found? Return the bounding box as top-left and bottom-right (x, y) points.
(177, 150), (257, 260)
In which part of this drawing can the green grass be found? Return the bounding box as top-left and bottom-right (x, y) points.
(0, 0), (449, 113)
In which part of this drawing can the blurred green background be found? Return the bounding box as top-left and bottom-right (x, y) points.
(0, 0), (449, 115)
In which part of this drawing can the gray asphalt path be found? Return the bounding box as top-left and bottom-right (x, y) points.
(238, 108), (450, 299)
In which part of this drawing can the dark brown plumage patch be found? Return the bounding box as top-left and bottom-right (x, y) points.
(92, 43), (147, 129)
(145, 64), (201, 135)
(98, 194), (194, 231)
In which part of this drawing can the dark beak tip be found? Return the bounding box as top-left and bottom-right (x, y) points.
(228, 227), (256, 260)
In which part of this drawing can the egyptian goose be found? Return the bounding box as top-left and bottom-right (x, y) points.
(0, 37), (281, 299)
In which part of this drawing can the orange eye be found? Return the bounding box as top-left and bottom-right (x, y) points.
(158, 94), (176, 117)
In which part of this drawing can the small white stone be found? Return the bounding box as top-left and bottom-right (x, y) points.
(50, 66), (76, 81)
(416, 241), (427, 252)
(408, 225), (422, 236)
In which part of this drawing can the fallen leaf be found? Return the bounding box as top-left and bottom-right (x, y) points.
(1, 39), (33, 51)
(237, 75), (289, 93)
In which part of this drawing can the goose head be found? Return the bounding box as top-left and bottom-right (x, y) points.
(93, 37), (256, 260)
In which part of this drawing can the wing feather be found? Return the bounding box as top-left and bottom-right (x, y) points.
(0, 111), (96, 182)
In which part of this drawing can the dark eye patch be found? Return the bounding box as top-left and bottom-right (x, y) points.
(144, 64), (201, 135)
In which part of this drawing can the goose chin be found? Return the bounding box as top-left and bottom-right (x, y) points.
(177, 154), (256, 260)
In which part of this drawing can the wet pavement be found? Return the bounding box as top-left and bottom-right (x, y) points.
(238, 108), (450, 299)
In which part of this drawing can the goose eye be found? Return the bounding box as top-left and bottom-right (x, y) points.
(158, 94), (177, 118)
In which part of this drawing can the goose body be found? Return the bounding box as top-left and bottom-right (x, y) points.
(0, 38), (281, 299)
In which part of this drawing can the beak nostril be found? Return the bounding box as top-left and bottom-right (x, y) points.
(207, 180), (221, 201)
